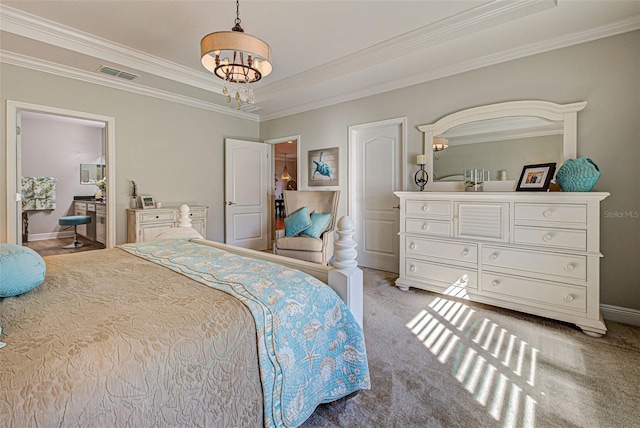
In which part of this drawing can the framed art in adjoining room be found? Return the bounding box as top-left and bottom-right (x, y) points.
(308, 147), (339, 187)
(140, 195), (155, 209)
(516, 163), (556, 191)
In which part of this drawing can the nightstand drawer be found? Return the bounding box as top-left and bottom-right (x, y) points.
(483, 246), (586, 281)
(406, 200), (450, 217)
(406, 258), (477, 289)
(406, 236), (476, 265)
(482, 273), (586, 313)
(138, 210), (175, 223)
(406, 218), (450, 236)
(515, 203), (587, 227)
(188, 207), (207, 219)
(514, 226), (586, 251)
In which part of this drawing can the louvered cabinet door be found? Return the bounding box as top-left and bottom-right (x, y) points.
(454, 202), (509, 242)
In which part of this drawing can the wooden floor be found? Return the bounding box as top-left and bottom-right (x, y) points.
(23, 237), (105, 257)
(275, 216), (285, 231)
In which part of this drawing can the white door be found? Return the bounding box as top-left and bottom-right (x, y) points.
(224, 139), (270, 250)
(349, 118), (406, 273)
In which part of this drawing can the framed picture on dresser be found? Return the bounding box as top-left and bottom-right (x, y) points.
(516, 163), (556, 191)
(140, 195), (155, 209)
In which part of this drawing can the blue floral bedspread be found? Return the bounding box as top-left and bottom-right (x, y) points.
(119, 240), (370, 427)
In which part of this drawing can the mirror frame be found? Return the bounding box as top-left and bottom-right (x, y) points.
(418, 100), (587, 191)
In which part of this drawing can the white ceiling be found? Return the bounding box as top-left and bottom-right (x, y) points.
(1, 1), (639, 121)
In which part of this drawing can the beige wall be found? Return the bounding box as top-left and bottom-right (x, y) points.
(260, 31), (640, 310)
(1, 64), (259, 244)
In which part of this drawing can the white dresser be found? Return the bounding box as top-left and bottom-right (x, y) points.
(127, 206), (207, 243)
(395, 191), (609, 336)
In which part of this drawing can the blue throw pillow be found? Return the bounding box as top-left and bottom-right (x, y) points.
(301, 212), (333, 239)
(284, 206), (312, 236)
(0, 244), (46, 297)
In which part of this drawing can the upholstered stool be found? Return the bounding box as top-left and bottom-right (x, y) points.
(58, 215), (91, 248)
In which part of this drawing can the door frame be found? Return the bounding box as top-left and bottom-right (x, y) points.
(348, 117), (407, 270)
(5, 100), (116, 247)
(263, 134), (300, 244)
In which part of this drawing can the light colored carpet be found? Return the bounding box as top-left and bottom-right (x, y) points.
(302, 268), (640, 427)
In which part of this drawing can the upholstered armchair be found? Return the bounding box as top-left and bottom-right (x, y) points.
(274, 190), (340, 265)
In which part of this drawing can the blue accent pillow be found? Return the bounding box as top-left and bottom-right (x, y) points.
(284, 206), (312, 236)
(0, 244), (46, 297)
(301, 212), (333, 239)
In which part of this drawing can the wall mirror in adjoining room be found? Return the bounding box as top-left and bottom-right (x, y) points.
(80, 163), (105, 184)
(418, 100), (587, 191)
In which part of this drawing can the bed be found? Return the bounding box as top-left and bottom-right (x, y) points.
(0, 207), (369, 427)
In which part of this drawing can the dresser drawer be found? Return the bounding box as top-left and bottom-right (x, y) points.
(406, 200), (450, 217)
(481, 273), (586, 313)
(406, 258), (477, 290)
(138, 210), (175, 223)
(515, 203), (587, 227)
(406, 218), (450, 237)
(187, 207), (207, 219)
(483, 246), (586, 281)
(514, 226), (587, 251)
(406, 236), (477, 265)
(87, 203), (96, 212)
(96, 204), (106, 214)
(74, 201), (87, 210)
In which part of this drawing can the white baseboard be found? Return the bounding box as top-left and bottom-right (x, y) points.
(601, 304), (640, 327)
(27, 231), (74, 241)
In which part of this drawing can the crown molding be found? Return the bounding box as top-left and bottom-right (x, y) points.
(259, 14), (640, 121)
(0, 4), (223, 94)
(1, 2), (638, 123)
(256, 0), (556, 102)
(0, 50), (259, 122)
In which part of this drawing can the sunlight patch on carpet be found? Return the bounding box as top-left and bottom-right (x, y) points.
(406, 291), (541, 427)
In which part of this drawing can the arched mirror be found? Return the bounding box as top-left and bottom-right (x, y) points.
(418, 100), (587, 191)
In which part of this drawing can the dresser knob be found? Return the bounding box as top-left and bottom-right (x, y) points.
(564, 294), (574, 302)
(489, 253), (498, 261)
(155, 216), (159, 219)
(491, 280), (499, 287)
(422, 204), (430, 212)
(543, 209), (553, 218)
(461, 249), (469, 257)
(564, 263), (574, 272)
(421, 223), (429, 230)
(409, 243), (416, 250)
(409, 265), (416, 272)
(543, 234), (553, 242)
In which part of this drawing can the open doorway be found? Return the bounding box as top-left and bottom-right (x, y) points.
(20, 112), (107, 255)
(265, 136), (299, 243)
(5, 101), (116, 249)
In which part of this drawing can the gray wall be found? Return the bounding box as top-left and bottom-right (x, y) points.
(260, 31), (640, 311)
(0, 65), (259, 244)
(21, 115), (103, 237)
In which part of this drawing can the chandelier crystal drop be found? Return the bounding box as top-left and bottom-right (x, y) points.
(200, 0), (272, 109)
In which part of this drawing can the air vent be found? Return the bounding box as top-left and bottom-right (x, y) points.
(98, 65), (139, 80)
(240, 103), (261, 113)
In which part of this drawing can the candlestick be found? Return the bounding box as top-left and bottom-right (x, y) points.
(416, 154), (427, 165)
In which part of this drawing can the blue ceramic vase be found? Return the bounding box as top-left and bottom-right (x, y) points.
(556, 157), (601, 192)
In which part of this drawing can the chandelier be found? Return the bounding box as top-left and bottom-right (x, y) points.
(433, 137), (449, 152)
(200, 0), (272, 110)
(280, 153), (291, 181)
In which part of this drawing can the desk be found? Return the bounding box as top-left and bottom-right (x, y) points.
(275, 199), (285, 217)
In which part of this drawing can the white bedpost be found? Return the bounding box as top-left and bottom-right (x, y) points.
(328, 216), (364, 328)
(178, 204), (192, 228)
